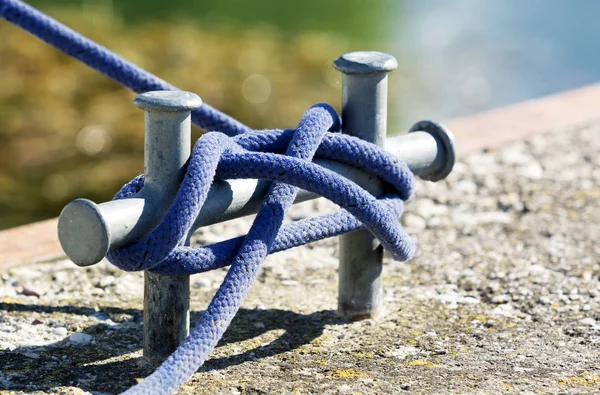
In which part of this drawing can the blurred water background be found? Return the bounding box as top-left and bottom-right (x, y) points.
(1, 0), (599, 229)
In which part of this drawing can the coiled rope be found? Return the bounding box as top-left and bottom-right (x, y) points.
(0, 1), (417, 394)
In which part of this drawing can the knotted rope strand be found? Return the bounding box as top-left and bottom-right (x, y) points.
(109, 129), (415, 274)
(107, 104), (415, 394)
(0, 2), (419, 394)
(116, 103), (416, 394)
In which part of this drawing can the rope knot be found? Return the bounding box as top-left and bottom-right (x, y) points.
(108, 104), (415, 273)
(104, 104), (418, 393)
(0, 2), (420, 393)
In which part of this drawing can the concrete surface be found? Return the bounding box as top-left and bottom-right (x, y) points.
(1, 123), (599, 394)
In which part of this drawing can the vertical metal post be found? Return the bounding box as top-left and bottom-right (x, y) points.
(133, 91), (202, 365)
(333, 51), (398, 319)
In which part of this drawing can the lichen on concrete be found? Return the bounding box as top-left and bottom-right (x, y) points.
(1, 124), (600, 394)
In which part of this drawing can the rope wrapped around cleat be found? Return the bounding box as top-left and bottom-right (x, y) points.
(112, 103), (415, 394)
(1, 1), (418, 394)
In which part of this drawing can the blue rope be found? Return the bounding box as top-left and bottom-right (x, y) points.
(114, 104), (415, 394)
(0, 1), (417, 394)
(109, 125), (416, 275)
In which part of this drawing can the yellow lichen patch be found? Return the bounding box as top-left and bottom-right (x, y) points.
(568, 211), (578, 220)
(408, 359), (435, 367)
(1, 296), (21, 304)
(354, 352), (374, 359)
(82, 350), (141, 367)
(572, 189), (600, 199)
(459, 314), (495, 325)
(558, 372), (600, 387)
(239, 339), (263, 352)
(299, 343), (325, 356)
(331, 369), (368, 379)
(310, 333), (332, 347)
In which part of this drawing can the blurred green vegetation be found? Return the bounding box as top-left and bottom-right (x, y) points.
(0, 1), (401, 229)
(29, 0), (397, 40)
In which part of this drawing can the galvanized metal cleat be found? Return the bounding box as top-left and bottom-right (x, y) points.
(57, 51), (456, 364)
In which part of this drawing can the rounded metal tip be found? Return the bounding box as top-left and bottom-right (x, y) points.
(134, 91), (202, 112)
(333, 51), (398, 75)
(409, 120), (456, 182)
(58, 199), (110, 267)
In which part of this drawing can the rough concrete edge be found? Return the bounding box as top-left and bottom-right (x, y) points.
(0, 219), (62, 270)
(446, 82), (600, 154)
(2, 82), (600, 270)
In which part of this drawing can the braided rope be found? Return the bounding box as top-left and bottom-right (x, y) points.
(114, 104), (415, 394)
(109, 121), (416, 276)
(0, 2), (418, 394)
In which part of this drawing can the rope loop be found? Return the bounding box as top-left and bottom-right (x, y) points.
(112, 103), (416, 394)
(108, 103), (416, 275)
(0, 2), (418, 393)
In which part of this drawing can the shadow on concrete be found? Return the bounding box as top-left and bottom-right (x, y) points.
(0, 302), (343, 394)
